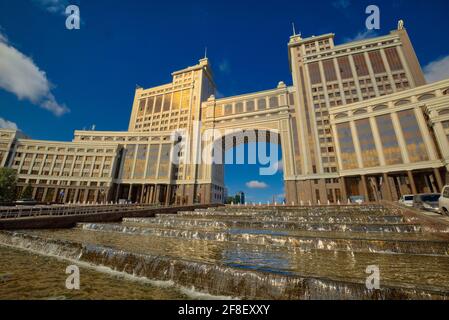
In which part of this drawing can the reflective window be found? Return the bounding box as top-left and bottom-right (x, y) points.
(154, 95), (163, 113)
(269, 97), (278, 108)
(181, 89), (191, 109)
(375, 114), (403, 165)
(235, 102), (244, 113)
(224, 104), (233, 115)
(385, 47), (403, 71)
(122, 144), (136, 179)
(355, 119), (379, 167)
(337, 56), (353, 79)
(246, 100), (255, 112)
(146, 145), (160, 178)
(158, 144), (171, 178)
(323, 60), (337, 82)
(353, 53), (369, 76)
(171, 91), (181, 110)
(258, 98), (267, 110)
(133, 145), (147, 179)
(308, 62), (322, 84)
(336, 123), (358, 170)
(163, 93), (172, 112)
(146, 97), (154, 113)
(398, 110), (429, 162)
(368, 50), (386, 74)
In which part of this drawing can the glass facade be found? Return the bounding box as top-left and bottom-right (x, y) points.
(336, 123), (358, 170)
(385, 47), (403, 71)
(398, 110), (429, 162)
(368, 50), (386, 74)
(172, 91), (181, 110)
(337, 56), (353, 80)
(146, 145), (160, 179)
(122, 144), (136, 179)
(158, 144), (171, 179)
(355, 119), (379, 167)
(181, 89), (191, 109)
(308, 62), (322, 84)
(323, 60), (337, 82)
(133, 145), (147, 179)
(353, 53), (369, 77)
(375, 114), (403, 165)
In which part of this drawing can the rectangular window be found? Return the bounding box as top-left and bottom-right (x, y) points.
(323, 60), (337, 82)
(308, 62), (322, 84)
(385, 47), (403, 71)
(133, 145), (147, 179)
(369, 50), (386, 74)
(146, 145), (160, 179)
(122, 144), (136, 179)
(163, 93), (172, 112)
(138, 99), (146, 116)
(336, 123), (358, 170)
(375, 115), (403, 165)
(355, 119), (379, 167)
(181, 89), (191, 109)
(158, 144), (171, 179)
(172, 91), (181, 110)
(398, 110), (429, 162)
(337, 56), (353, 80)
(154, 95), (163, 113)
(353, 53), (369, 76)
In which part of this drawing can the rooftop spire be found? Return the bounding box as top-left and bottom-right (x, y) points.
(204, 47), (208, 59)
(292, 22), (296, 36)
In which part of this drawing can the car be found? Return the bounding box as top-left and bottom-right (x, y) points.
(15, 199), (38, 206)
(413, 193), (441, 213)
(349, 196), (365, 204)
(399, 195), (414, 207)
(438, 186), (449, 216)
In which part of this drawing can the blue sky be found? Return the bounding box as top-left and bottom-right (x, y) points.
(1, 0), (449, 202)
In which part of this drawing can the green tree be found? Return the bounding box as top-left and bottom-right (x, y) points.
(20, 184), (33, 200)
(0, 168), (18, 203)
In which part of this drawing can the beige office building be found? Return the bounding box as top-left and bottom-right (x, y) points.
(2, 21), (449, 205)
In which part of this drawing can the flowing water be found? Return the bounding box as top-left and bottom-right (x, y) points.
(1, 205), (449, 299)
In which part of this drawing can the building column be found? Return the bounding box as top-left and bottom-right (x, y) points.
(63, 189), (69, 203)
(148, 185), (154, 204)
(94, 189), (100, 203)
(73, 188), (80, 203)
(434, 168), (444, 192)
(114, 184), (120, 202)
(52, 189), (58, 203)
(340, 177), (347, 203)
(360, 175), (369, 202)
(140, 185), (145, 204)
(128, 184), (133, 201)
(154, 185), (161, 204)
(407, 171), (417, 194)
(82, 189), (89, 204)
(382, 173), (393, 201)
(165, 185), (171, 206)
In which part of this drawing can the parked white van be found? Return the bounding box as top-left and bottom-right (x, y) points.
(438, 186), (449, 216)
(399, 195), (414, 207)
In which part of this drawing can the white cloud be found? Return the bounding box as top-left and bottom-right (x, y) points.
(332, 0), (350, 9)
(423, 55), (449, 83)
(218, 60), (231, 74)
(246, 180), (268, 189)
(0, 118), (18, 130)
(0, 30), (69, 116)
(343, 29), (378, 43)
(32, 0), (69, 14)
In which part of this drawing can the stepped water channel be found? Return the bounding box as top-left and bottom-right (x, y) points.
(1, 205), (449, 299)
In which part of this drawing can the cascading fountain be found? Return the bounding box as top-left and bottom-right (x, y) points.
(1, 205), (449, 299)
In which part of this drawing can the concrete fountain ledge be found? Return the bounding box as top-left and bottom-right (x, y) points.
(0, 230), (447, 300)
